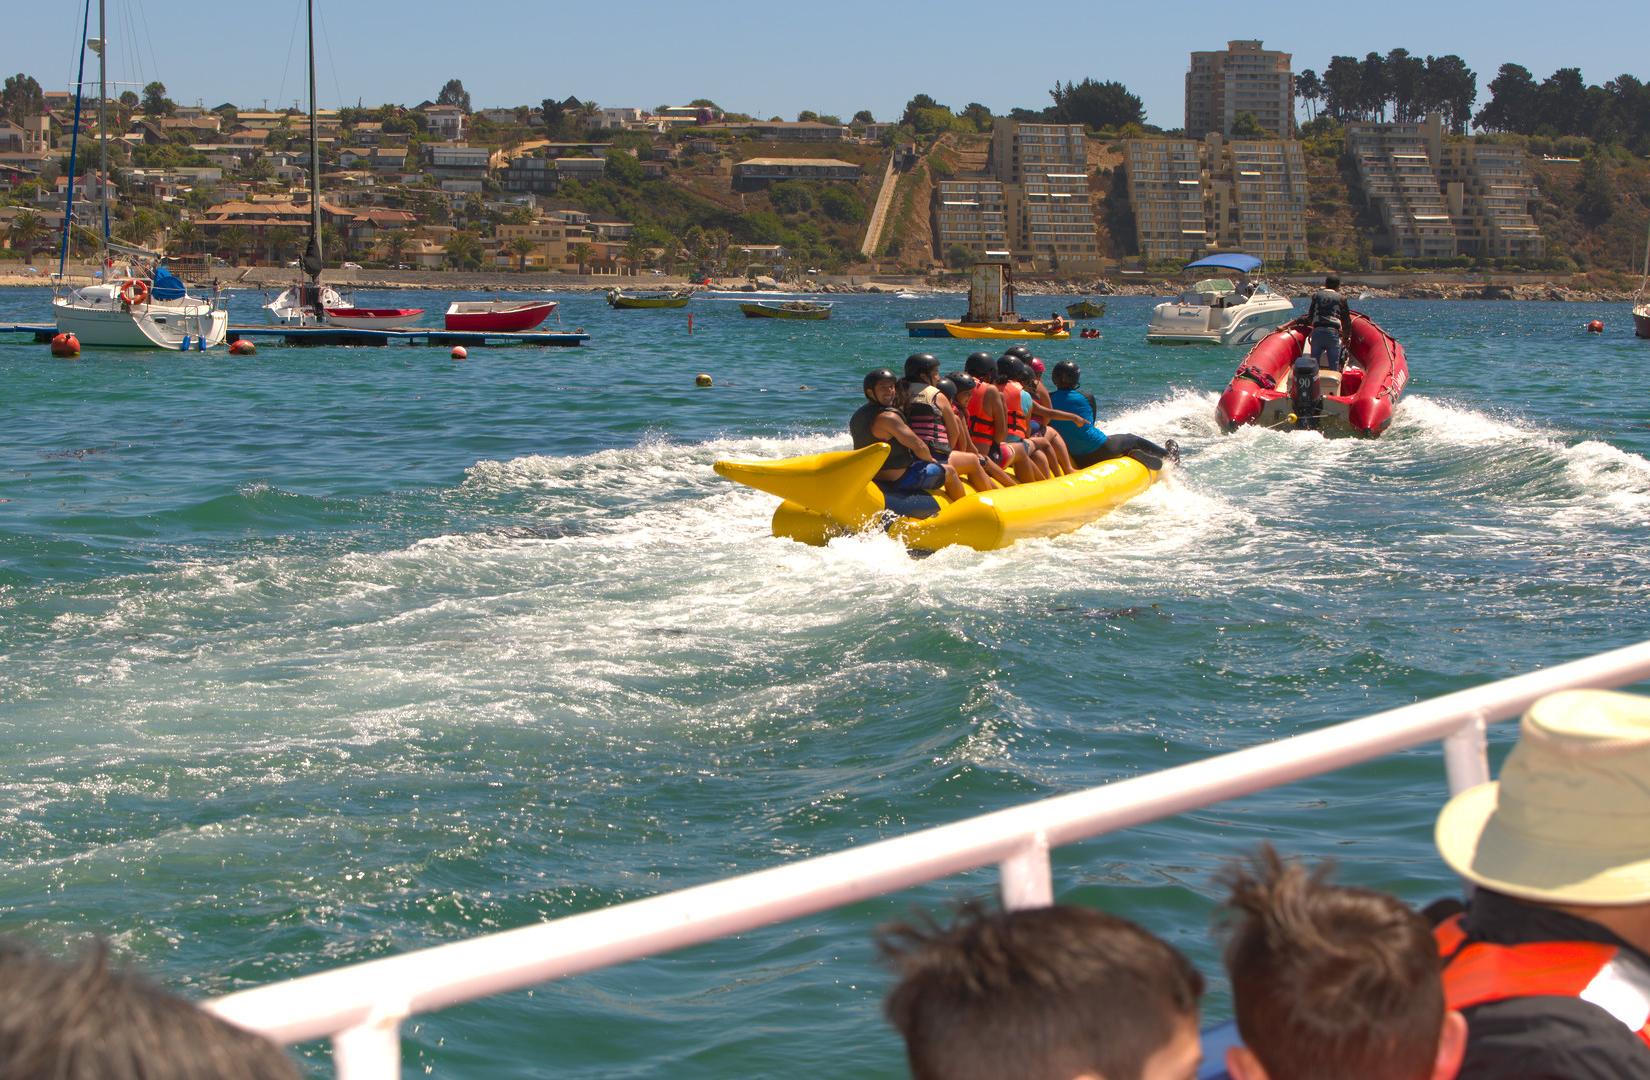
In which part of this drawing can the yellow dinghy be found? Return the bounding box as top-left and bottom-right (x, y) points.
(942, 322), (1069, 341)
(714, 443), (1155, 550)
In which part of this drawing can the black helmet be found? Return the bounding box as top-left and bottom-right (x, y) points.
(995, 356), (1022, 382)
(863, 368), (897, 392)
(903, 352), (940, 378)
(964, 352), (995, 378)
(1004, 344), (1032, 360)
(936, 377), (957, 401)
(1051, 359), (1080, 387)
(949, 372), (976, 394)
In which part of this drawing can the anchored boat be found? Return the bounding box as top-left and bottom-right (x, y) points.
(1146, 254), (1295, 346)
(739, 300), (832, 320)
(714, 442), (1156, 550)
(1215, 313), (1408, 438)
(1066, 299), (1107, 320)
(607, 288), (693, 309)
(444, 299), (557, 332)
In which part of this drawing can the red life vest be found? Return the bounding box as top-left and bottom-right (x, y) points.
(1434, 914), (1650, 1049)
(965, 382), (998, 449)
(1001, 380), (1029, 439)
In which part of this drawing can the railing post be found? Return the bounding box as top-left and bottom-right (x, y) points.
(1442, 712), (1490, 795)
(999, 831), (1053, 910)
(331, 999), (407, 1080)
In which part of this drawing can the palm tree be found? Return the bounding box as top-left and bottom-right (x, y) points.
(167, 220), (201, 255)
(568, 241), (593, 275)
(264, 225), (301, 265)
(7, 210), (44, 264)
(445, 231), (483, 270)
(507, 236), (535, 272)
(382, 230), (409, 266)
(217, 225), (250, 267)
(623, 235), (650, 275)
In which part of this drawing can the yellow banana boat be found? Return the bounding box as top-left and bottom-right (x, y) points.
(942, 322), (1070, 341)
(713, 443), (1155, 550)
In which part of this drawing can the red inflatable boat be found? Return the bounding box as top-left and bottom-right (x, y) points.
(1215, 312), (1408, 437)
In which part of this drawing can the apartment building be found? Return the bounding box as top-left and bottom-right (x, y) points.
(987, 119), (1101, 270)
(1346, 115), (1462, 259)
(732, 157), (861, 188)
(1186, 40), (1294, 139)
(932, 178), (1010, 259)
(1122, 134), (1307, 265)
(1436, 141), (1545, 259)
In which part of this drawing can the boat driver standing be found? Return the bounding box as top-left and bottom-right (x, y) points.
(1294, 274), (1352, 430)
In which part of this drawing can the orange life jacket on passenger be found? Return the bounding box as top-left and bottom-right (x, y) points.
(1001, 380), (1029, 439)
(965, 382), (999, 449)
(1434, 914), (1650, 1048)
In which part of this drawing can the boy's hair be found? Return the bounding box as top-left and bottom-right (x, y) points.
(879, 902), (1203, 1080)
(1220, 845), (1444, 1080)
(0, 939), (300, 1080)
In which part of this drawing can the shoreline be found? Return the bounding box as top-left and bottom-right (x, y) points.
(1, 267), (1638, 303)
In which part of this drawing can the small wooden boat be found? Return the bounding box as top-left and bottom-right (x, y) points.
(1066, 299), (1107, 320)
(607, 288), (692, 309)
(324, 307), (424, 330)
(443, 299), (557, 332)
(943, 321), (1069, 341)
(715, 442), (1157, 550)
(739, 300), (832, 321)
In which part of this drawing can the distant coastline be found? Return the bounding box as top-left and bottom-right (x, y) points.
(1, 267), (1639, 303)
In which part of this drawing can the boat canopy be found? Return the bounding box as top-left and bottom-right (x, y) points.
(151, 265), (186, 301)
(1184, 253), (1262, 274)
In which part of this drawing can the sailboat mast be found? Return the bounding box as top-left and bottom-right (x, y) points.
(97, 0), (109, 246)
(307, 0), (322, 278)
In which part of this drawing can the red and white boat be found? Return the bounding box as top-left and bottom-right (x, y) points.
(323, 306), (424, 330)
(1215, 312), (1408, 438)
(443, 299), (557, 332)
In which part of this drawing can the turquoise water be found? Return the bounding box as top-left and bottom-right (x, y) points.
(3, 287), (1649, 1076)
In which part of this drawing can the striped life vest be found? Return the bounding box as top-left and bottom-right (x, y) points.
(1435, 914), (1650, 1049)
(903, 383), (949, 455)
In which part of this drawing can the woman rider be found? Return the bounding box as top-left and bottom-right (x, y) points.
(897, 353), (1007, 491)
(1046, 360), (1179, 471)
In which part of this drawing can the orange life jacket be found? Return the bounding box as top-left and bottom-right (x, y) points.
(1001, 380), (1029, 439)
(1434, 914), (1650, 1048)
(965, 382), (998, 449)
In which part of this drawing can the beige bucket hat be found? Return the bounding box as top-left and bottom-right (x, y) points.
(1436, 688), (1650, 905)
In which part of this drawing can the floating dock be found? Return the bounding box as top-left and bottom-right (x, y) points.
(1, 324), (590, 348)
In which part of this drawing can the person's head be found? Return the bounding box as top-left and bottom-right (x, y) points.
(881, 902), (1204, 1080)
(1028, 357), (1046, 380)
(948, 372), (976, 403)
(1052, 359), (1081, 390)
(0, 938), (300, 1080)
(995, 356), (1022, 385)
(1324, 274), (1340, 290)
(863, 367), (897, 405)
(904, 352), (941, 383)
(1004, 344), (1032, 361)
(1434, 689), (1650, 945)
(1219, 845), (1465, 1080)
(964, 352), (995, 379)
(936, 377), (957, 404)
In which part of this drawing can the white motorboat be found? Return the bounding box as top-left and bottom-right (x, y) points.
(1145, 253), (1295, 346)
(50, 7), (227, 350)
(265, 282), (348, 325)
(1634, 216), (1650, 340)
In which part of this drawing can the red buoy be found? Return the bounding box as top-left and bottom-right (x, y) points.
(228, 339), (255, 355)
(50, 332), (79, 357)
(450, 345), (468, 360)
(1587, 319), (1604, 333)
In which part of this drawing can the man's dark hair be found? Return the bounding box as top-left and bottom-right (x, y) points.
(1324, 274), (1340, 289)
(879, 902), (1203, 1080)
(0, 939), (300, 1080)
(1220, 845), (1444, 1080)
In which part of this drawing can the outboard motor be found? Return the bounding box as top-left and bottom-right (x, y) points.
(1291, 353), (1322, 431)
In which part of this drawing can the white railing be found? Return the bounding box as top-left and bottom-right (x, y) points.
(205, 640), (1650, 1078)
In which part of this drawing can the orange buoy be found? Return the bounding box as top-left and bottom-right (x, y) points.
(50, 332), (79, 357)
(1587, 319), (1604, 333)
(228, 339), (255, 355)
(695, 373), (712, 387)
(450, 345), (468, 360)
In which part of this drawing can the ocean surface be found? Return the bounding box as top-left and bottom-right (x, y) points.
(3, 287), (1648, 1077)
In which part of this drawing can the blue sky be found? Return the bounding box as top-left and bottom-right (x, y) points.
(5, 0), (1645, 129)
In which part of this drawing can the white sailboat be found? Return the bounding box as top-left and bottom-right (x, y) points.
(51, 0), (227, 350)
(1634, 215), (1649, 340)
